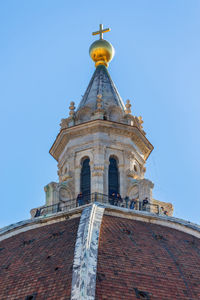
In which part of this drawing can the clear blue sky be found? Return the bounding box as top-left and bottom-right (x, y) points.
(0, 0), (200, 227)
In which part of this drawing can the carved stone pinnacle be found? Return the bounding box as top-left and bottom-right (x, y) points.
(125, 99), (131, 114)
(69, 101), (75, 116)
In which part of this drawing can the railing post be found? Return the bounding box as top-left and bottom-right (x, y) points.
(57, 202), (60, 212)
(94, 192), (97, 202)
(34, 193), (161, 218)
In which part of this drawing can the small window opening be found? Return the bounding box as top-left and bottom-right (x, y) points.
(185, 239), (195, 246)
(81, 158), (91, 197)
(108, 157), (119, 196)
(25, 293), (37, 300)
(97, 272), (106, 282)
(2, 263), (10, 270)
(153, 234), (166, 241)
(23, 239), (35, 246)
(138, 291), (149, 299)
(134, 288), (150, 299)
(51, 231), (64, 238)
(121, 228), (132, 235)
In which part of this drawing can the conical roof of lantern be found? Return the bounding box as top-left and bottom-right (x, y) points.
(76, 64), (126, 113)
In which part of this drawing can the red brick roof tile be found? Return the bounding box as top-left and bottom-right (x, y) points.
(0, 217), (80, 300)
(96, 215), (200, 300)
(1, 211), (200, 300)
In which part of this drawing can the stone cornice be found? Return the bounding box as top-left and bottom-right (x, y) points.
(50, 120), (154, 162)
(1, 203), (200, 242)
(104, 206), (200, 239)
(58, 139), (145, 167)
(0, 207), (82, 242)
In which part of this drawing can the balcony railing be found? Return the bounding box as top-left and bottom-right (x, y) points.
(34, 192), (160, 218)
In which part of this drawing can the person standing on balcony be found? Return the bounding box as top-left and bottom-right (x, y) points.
(77, 192), (83, 206)
(109, 192), (115, 205)
(130, 199), (136, 210)
(160, 206), (168, 216)
(116, 193), (122, 206)
(142, 197), (149, 211)
(113, 192), (118, 206)
(124, 196), (130, 208)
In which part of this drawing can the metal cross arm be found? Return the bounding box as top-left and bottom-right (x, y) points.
(92, 24), (111, 40)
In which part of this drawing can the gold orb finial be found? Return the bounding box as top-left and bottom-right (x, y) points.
(89, 24), (115, 68)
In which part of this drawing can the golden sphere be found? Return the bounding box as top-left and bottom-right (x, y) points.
(89, 39), (115, 68)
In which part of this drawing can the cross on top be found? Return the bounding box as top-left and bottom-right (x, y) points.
(92, 24), (111, 40)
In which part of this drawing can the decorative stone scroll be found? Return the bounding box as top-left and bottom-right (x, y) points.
(135, 116), (144, 130)
(60, 118), (69, 129)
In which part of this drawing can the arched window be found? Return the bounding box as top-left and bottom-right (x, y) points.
(80, 158), (91, 196)
(108, 157), (119, 196)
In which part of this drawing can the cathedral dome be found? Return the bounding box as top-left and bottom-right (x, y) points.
(0, 204), (200, 299)
(89, 39), (115, 67)
(2, 24), (199, 300)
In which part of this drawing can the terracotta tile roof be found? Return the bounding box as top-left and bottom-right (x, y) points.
(0, 217), (80, 300)
(96, 215), (200, 300)
(1, 207), (200, 299)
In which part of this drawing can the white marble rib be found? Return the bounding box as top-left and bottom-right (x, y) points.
(71, 203), (105, 300)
